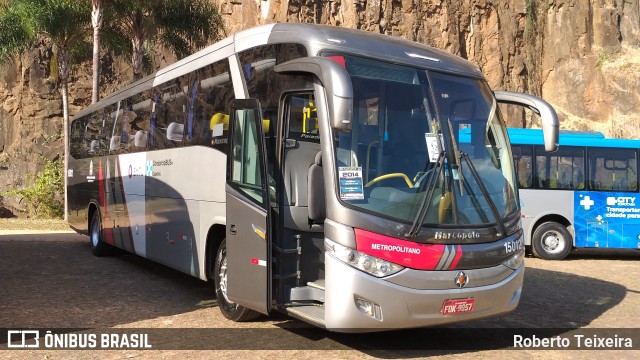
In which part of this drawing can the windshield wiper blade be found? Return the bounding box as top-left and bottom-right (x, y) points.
(405, 151), (445, 238)
(461, 152), (507, 236)
(447, 119), (464, 196)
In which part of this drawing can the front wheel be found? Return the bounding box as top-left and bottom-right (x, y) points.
(213, 239), (260, 322)
(532, 222), (572, 260)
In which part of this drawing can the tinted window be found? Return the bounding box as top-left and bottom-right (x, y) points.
(70, 58), (235, 157)
(239, 43), (311, 180)
(286, 93), (319, 143)
(513, 145), (533, 189)
(535, 146), (585, 190)
(70, 116), (88, 159)
(230, 107), (264, 205)
(589, 148), (637, 191)
(181, 60), (234, 152)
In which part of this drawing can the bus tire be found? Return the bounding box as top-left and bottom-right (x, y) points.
(89, 210), (113, 257)
(213, 238), (260, 322)
(531, 222), (572, 260)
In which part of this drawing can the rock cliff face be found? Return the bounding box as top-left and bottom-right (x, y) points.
(1, 0), (639, 215)
(216, 0), (639, 129)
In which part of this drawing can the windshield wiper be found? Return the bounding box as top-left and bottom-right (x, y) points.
(447, 119), (464, 196)
(460, 152), (507, 236)
(405, 151), (445, 238)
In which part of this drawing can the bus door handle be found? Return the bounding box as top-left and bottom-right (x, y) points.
(229, 224), (237, 235)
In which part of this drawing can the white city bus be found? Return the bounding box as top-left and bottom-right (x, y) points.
(511, 128), (640, 260)
(67, 23), (559, 331)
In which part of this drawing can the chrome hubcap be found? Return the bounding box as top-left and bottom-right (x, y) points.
(91, 220), (99, 247)
(542, 231), (564, 254)
(219, 253), (231, 303)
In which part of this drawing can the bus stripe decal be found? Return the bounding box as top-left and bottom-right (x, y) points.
(444, 245), (457, 270)
(448, 245), (463, 270)
(117, 160), (135, 253)
(98, 159), (114, 245)
(111, 158), (124, 248)
(440, 245), (457, 270)
(435, 245), (452, 270)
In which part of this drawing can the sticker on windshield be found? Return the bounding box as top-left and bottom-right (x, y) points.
(338, 167), (364, 200)
(425, 133), (442, 162)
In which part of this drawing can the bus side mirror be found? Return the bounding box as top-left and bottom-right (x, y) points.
(275, 56), (353, 132)
(494, 91), (559, 152)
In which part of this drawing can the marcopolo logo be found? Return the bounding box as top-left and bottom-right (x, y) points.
(606, 196), (636, 207)
(434, 231), (480, 241)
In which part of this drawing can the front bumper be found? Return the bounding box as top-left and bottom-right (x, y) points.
(324, 253), (524, 331)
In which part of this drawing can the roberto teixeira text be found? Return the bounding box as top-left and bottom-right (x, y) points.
(513, 334), (633, 349)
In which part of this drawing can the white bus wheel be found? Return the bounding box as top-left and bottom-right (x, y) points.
(532, 222), (572, 260)
(89, 210), (113, 257)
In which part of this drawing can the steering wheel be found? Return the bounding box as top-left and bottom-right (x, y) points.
(365, 173), (413, 187)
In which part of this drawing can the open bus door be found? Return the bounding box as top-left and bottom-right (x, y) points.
(225, 99), (271, 315)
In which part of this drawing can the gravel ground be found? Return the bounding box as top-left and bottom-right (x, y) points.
(0, 231), (638, 359)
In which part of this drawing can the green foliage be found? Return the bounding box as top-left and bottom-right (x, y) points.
(2, 159), (64, 219)
(155, 0), (226, 59)
(34, 0), (90, 43)
(0, 0), (91, 69)
(524, 0), (538, 39)
(0, 0), (36, 61)
(596, 49), (610, 69)
(102, 0), (226, 79)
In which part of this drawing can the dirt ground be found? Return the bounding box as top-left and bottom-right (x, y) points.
(0, 231), (639, 359)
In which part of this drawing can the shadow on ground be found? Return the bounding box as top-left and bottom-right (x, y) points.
(0, 233), (213, 328)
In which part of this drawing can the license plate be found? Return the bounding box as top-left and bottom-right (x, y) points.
(442, 298), (475, 315)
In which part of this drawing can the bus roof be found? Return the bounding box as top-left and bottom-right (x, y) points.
(74, 23), (485, 120)
(507, 128), (640, 149)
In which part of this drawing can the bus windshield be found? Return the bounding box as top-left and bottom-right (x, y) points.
(332, 55), (517, 228)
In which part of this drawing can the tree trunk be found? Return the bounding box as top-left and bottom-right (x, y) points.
(91, 0), (103, 104)
(59, 45), (70, 222)
(132, 36), (144, 81)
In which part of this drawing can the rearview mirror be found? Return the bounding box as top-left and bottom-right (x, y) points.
(494, 91), (559, 152)
(275, 56), (353, 132)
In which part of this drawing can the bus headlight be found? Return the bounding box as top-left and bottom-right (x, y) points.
(503, 248), (525, 270)
(325, 239), (404, 277)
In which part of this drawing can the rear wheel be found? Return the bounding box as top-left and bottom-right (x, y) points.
(532, 222), (572, 260)
(89, 210), (113, 257)
(213, 238), (260, 322)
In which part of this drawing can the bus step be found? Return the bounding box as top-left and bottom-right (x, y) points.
(286, 305), (325, 328)
(307, 280), (325, 290)
(290, 285), (325, 303)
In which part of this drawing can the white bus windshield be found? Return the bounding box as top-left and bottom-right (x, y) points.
(332, 55), (517, 227)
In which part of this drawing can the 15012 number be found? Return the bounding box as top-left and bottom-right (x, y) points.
(503, 238), (523, 253)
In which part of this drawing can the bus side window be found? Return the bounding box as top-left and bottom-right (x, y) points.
(513, 145), (533, 189)
(535, 145), (585, 190)
(589, 148), (638, 191)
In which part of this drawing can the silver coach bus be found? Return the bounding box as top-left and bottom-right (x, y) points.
(67, 23), (559, 331)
